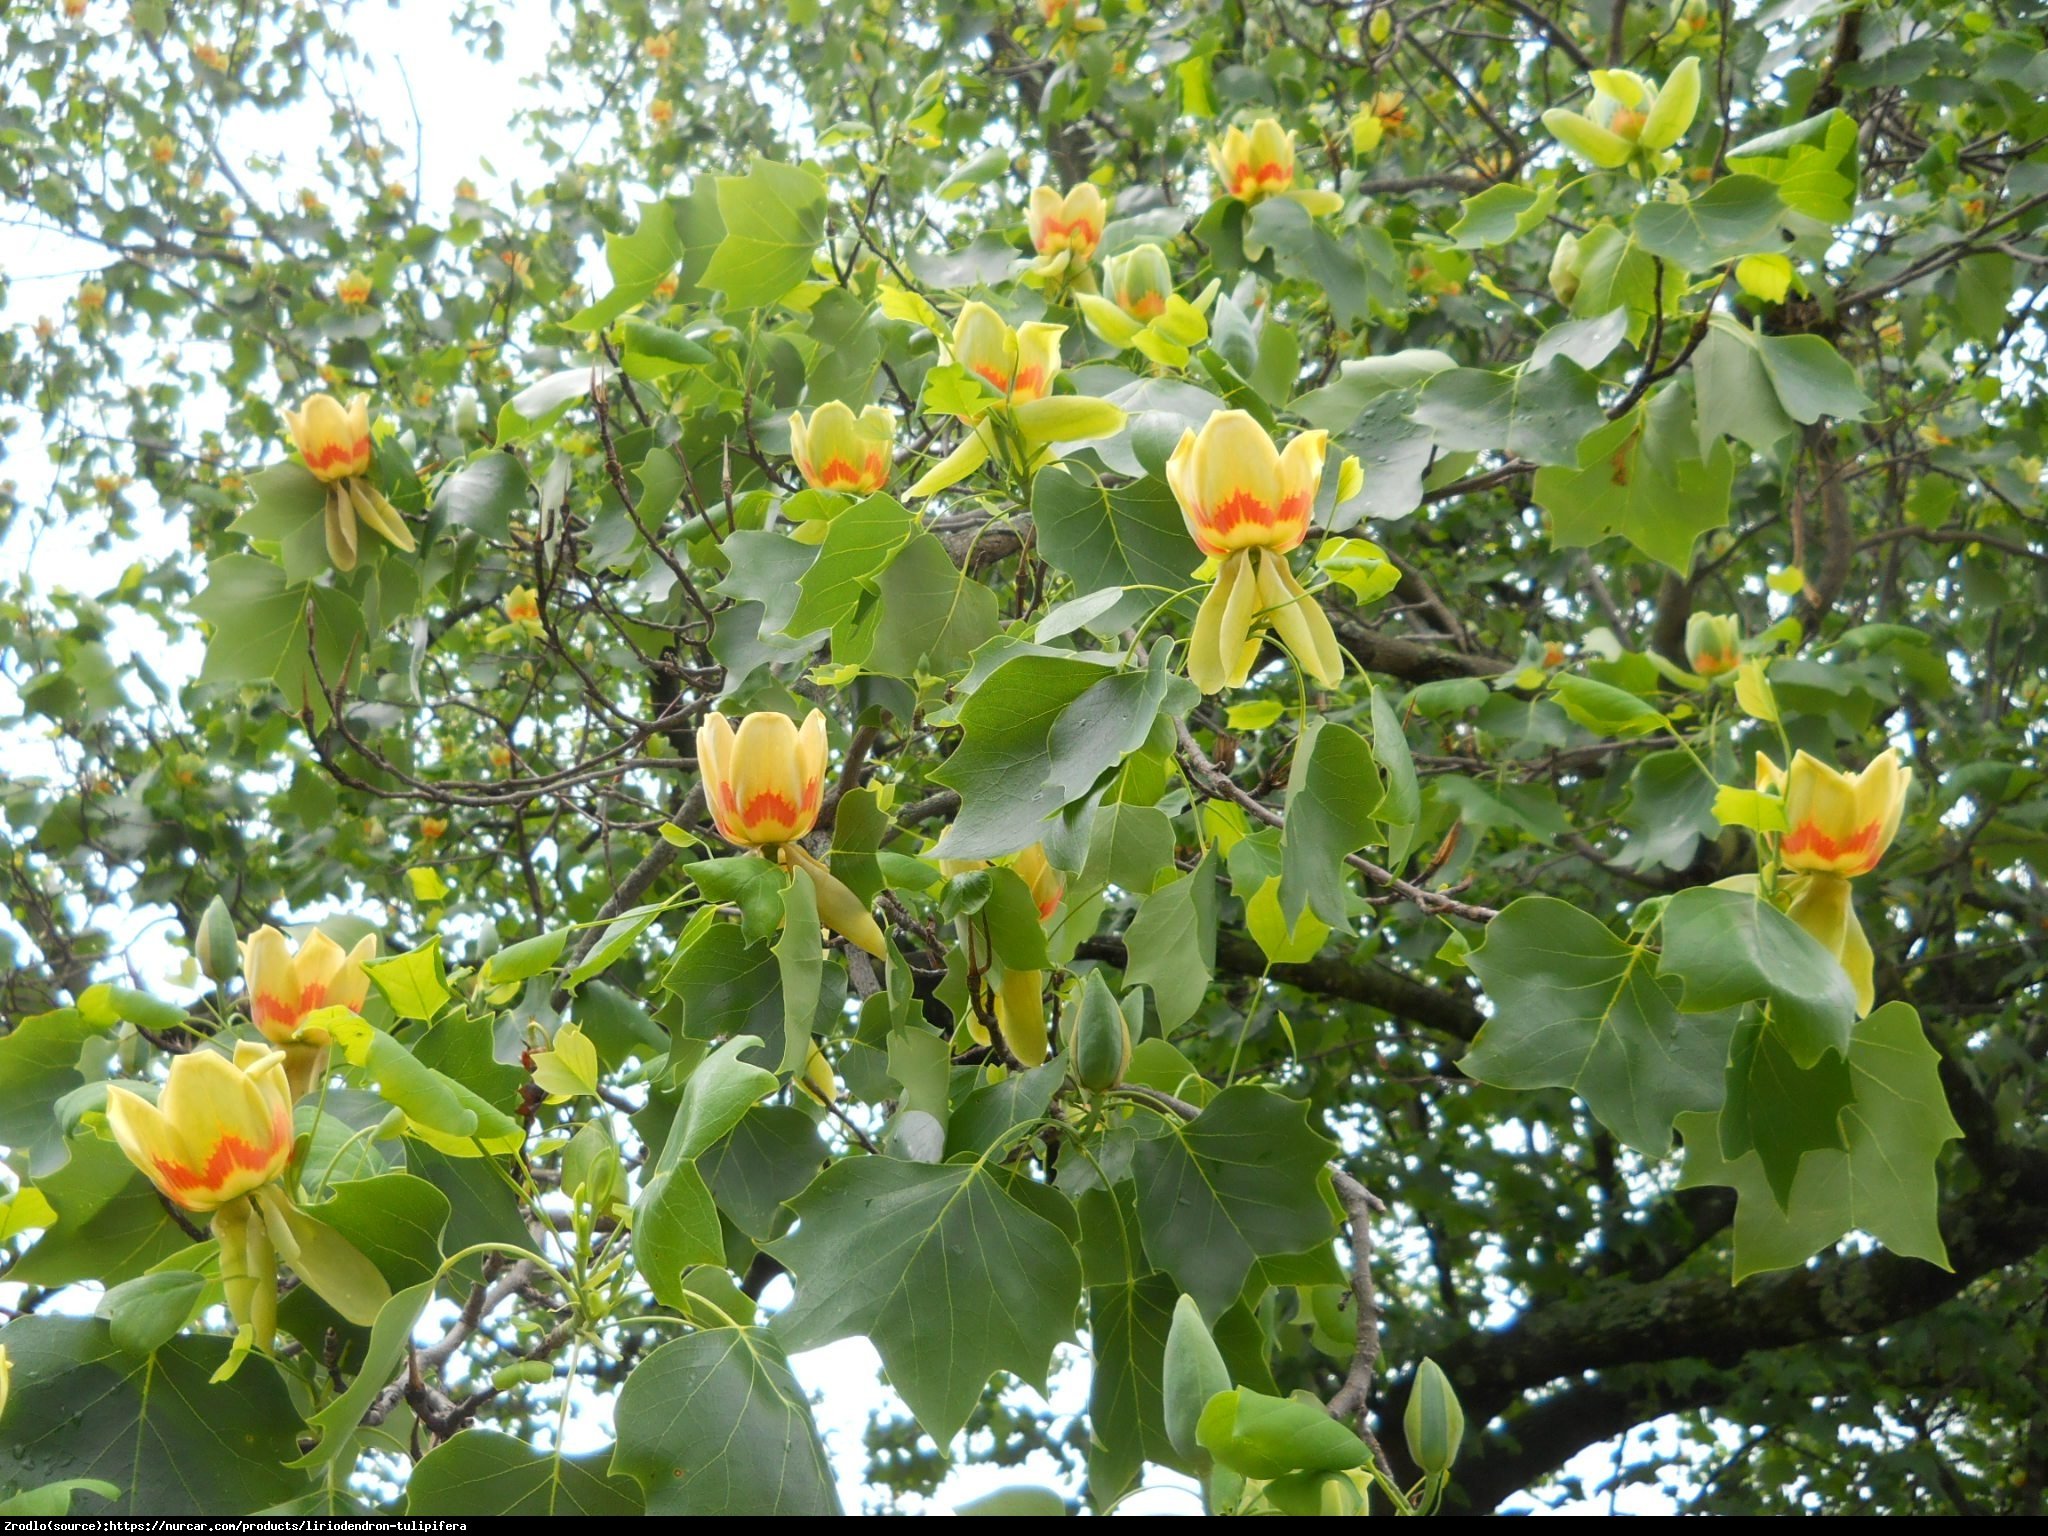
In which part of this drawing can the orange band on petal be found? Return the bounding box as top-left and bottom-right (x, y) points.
(742, 790), (801, 830)
(973, 363), (1012, 393)
(1782, 819), (1882, 873)
(153, 1108), (291, 1209)
(303, 438), (371, 474)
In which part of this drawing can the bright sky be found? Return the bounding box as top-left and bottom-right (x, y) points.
(0, 1), (1704, 1515)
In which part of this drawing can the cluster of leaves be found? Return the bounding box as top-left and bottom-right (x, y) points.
(2, 0), (2046, 1519)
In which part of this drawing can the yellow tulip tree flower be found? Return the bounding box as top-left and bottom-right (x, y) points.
(1542, 58), (1701, 171)
(106, 1043), (296, 1214)
(786, 401), (897, 538)
(1166, 410), (1346, 694)
(1026, 183), (1107, 272)
(1750, 748), (1914, 1015)
(1759, 749), (1911, 879)
(907, 302), (1125, 498)
(697, 709), (886, 957)
(244, 923), (378, 1097)
(1208, 118), (1344, 216)
(282, 391), (417, 573)
(105, 1043), (391, 1359)
(937, 844), (1067, 1066)
(1075, 243), (1222, 368)
(490, 583), (545, 643)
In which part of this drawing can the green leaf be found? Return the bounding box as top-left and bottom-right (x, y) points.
(1632, 176), (1786, 270)
(1278, 719), (1382, 932)
(1617, 750), (1721, 872)
(1461, 896), (1737, 1155)
(785, 492), (917, 636)
(95, 1271), (204, 1356)
(1128, 1085), (1336, 1320)
(700, 159), (828, 310)
(0, 1007), (109, 1175)
(1570, 224), (1659, 343)
(562, 197), (688, 331)
(10, 1140), (188, 1287)
(190, 556), (360, 730)
(1447, 182), (1559, 248)
(484, 927), (570, 985)
(295, 1281), (438, 1468)
(837, 532), (1000, 679)
(1081, 801), (1177, 895)
(0, 1317), (306, 1512)
(565, 903), (664, 992)
(0, 1479), (120, 1516)
(1719, 1009), (1854, 1208)
(1532, 391), (1734, 572)
(431, 452), (529, 540)
(1727, 109), (1858, 222)
(365, 937), (453, 1021)
(1122, 853), (1217, 1030)
(702, 1106), (826, 1239)
(1550, 674), (1670, 737)
(228, 462), (328, 582)
(664, 921), (786, 1052)
(1657, 886), (1858, 1068)
(1414, 357), (1605, 468)
(1693, 316), (1797, 453)
(409, 1430), (643, 1516)
(1245, 197), (1370, 325)
(1032, 469), (1202, 633)
(929, 655), (1124, 860)
(610, 1329), (843, 1515)
(769, 1155), (1082, 1442)
(1753, 332), (1873, 425)
(1676, 1002), (1963, 1281)
(946, 1058), (1065, 1159)
(773, 873), (823, 1075)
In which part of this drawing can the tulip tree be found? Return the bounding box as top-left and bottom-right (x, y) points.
(1, 0), (2044, 1519)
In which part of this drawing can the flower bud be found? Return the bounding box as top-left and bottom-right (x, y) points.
(1071, 971), (1133, 1091)
(1104, 243), (1173, 321)
(194, 894), (238, 985)
(1548, 232), (1583, 305)
(1685, 610), (1742, 676)
(1403, 1357), (1465, 1476)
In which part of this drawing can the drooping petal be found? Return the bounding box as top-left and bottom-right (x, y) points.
(323, 484), (359, 573)
(995, 967), (1049, 1066)
(906, 428), (992, 499)
(1257, 550), (1345, 687)
(346, 479), (416, 553)
(1011, 394), (1127, 447)
(1216, 548), (1262, 690)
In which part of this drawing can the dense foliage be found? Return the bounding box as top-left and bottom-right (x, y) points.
(2, 0), (2044, 1516)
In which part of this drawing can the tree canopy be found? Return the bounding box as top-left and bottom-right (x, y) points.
(1, 0), (2044, 1517)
